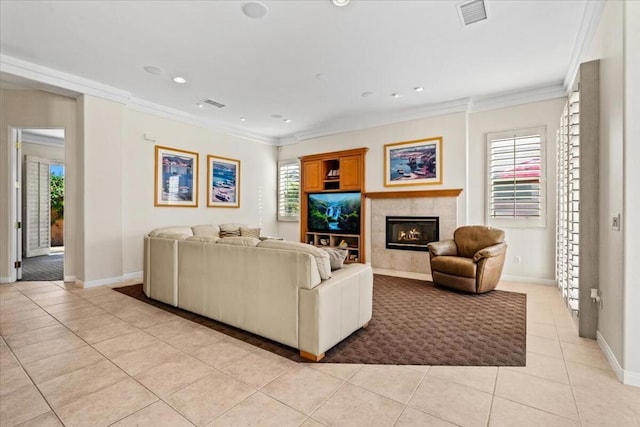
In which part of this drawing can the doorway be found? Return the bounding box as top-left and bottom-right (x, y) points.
(17, 128), (65, 281)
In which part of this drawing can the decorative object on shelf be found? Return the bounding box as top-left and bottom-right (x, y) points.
(338, 239), (349, 249)
(320, 238), (329, 246)
(384, 136), (443, 187)
(154, 145), (199, 207)
(326, 169), (340, 179)
(207, 155), (240, 208)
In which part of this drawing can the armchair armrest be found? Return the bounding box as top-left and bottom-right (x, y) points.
(473, 242), (507, 262)
(427, 239), (457, 257)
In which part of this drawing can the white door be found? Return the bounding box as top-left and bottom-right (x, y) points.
(15, 130), (22, 279)
(24, 155), (51, 258)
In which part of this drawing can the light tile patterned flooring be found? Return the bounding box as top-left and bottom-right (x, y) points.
(1, 279), (639, 427)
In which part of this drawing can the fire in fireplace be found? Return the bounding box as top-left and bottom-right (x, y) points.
(385, 216), (439, 251)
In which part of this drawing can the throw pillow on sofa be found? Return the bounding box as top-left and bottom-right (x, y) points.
(240, 227), (261, 238)
(186, 235), (220, 243)
(258, 240), (332, 280)
(216, 236), (261, 247)
(219, 223), (248, 237)
(320, 247), (348, 270)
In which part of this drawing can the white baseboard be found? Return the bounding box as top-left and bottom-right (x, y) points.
(64, 275), (76, 283)
(597, 331), (640, 388)
(123, 271), (143, 281)
(77, 276), (124, 288)
(501, 275), (556, 286)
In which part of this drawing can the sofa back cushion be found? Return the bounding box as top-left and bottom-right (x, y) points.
(191, 224), (220, 238)
(186, 235), (220, 243)
(258, 240), (332, 280)
(454, 226), (505, 259)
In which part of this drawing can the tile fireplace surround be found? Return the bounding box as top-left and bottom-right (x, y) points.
(367, 190), (461, 275)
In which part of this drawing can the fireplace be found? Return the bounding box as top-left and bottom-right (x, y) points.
(385, 216), (439, 251)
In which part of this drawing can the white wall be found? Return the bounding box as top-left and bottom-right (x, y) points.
(468, 99), (565, 281)
(0, 89), (77, 282)
(121, 108), (279, 276)
(582, 0), (626, 373)
(623, 0), (640, 383)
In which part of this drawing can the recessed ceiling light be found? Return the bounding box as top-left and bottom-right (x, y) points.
(315, 73), (326, 80)
(172, 76), (187, 84)
(283, 119), (292, 123)
(242, 1), (268, 19)
(331, 0), (350, 7)
(196, 103), (204, 108)
(271, 114), (283, 119)
(240, 117), (247, 122)
(144, 65), (163, 75)
(414, 86), (424, 93)
(391, 93), (401, 98)
(361, 91), (374, 97)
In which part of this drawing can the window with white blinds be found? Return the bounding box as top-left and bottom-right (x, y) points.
(277, 160), (300, 221)
(487, 127), (546, 227)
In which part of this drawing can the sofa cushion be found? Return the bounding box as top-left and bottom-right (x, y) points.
(219, 223), (248, 237)
(430, 256), (477, 278)
(320, 247), (348, 270)
(191, 224), (220, 238)
(148, 226), (194, 238)
(216, 236), (261, 247)
(186, 235), (220, 243)
(258, 240), (332, 280)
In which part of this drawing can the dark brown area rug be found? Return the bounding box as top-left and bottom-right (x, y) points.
(114, 274), (526, 366)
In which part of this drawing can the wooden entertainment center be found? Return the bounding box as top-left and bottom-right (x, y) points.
(299, 147), (368, 263)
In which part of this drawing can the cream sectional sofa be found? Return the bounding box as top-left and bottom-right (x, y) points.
(143, 225), (373, 361)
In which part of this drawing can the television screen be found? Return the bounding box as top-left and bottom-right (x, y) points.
(308, 192), (361, 234)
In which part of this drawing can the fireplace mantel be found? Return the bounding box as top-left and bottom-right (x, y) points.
(365, 189), (462, 199)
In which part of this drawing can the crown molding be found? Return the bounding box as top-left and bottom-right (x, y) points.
(127, 98), (277, 145)
(21, 131), (64, 147)
(278, 98), (471, 145)
(563, 0), (606, 91)
(1, 54), (278, 146)
(469, 83), (567, 113)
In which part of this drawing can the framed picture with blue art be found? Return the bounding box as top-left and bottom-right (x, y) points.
(207, 155), (240, 208)
(154, 145), (199, 207)
(384, 137), (443, 187)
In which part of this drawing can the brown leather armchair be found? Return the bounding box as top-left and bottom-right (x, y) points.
(427, 226), (507, 293)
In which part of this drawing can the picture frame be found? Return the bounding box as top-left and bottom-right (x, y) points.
(154, 145), (199, 207)
(207, 155), (240, 208)
(384, 137), (443, 187)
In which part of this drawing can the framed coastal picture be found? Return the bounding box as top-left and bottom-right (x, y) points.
(384, 137), (443, 187)
(207, 155), (240, 208)
(154, 145), (199, 207)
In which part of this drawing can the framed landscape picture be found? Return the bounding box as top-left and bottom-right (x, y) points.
(207, 155), (240, 208)
(154, 145), (199, 207)
(384, 137), (443, 187)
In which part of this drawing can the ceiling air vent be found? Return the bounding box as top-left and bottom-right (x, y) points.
(203, 99), (226, 109)
(458, 0), (487, 26)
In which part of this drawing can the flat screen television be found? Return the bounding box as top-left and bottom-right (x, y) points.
(308, 192), (361, 234)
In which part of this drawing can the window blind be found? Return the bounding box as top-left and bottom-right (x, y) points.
(487, 128), (545, 223)
(277, 160), (300, 221)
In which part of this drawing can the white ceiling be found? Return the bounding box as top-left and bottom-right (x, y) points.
(0, 1), (598, 144)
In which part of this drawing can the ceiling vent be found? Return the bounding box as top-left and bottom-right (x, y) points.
(458, 0), (487, 26)
(202, 99), (226, 109)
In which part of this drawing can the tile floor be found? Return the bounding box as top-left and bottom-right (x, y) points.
(1, 278), (639, 427)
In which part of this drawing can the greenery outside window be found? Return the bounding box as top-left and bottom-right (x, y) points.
(487, 126), (546, 228)
(278, 159), (300, 221)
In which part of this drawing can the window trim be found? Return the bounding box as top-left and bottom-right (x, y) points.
(277, 159), (300, 222)
(486, 126), (547, 229)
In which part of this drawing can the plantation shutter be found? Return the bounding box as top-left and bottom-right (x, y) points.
(487, 127), (545, 226)
(24, 155), (51, 257)
(278, 160), (300, 221)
